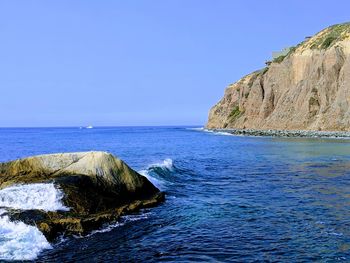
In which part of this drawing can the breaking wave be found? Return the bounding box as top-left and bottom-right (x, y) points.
(0, 183), (69, 261)
(139, 158), (175, 190)
(0, 213), (52, 261)
(149, 158), (174, 171)
(203, 129), (234, 136)
(189, 127), (234, 136)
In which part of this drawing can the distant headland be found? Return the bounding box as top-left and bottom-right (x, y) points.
(207, 22), (350, 132)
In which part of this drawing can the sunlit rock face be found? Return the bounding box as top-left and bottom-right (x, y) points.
(207, 23), (350, 131)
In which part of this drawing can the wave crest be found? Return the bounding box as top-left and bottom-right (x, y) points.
(139, 158), (175, 190)
(149, 158), (174, 171)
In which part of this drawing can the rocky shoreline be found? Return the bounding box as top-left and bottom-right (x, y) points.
(208, 128), (350, 138)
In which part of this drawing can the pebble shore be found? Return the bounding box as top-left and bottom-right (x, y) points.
(208, 128), (350, 138)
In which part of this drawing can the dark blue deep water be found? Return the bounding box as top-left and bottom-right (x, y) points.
(1, 127), (350, 262)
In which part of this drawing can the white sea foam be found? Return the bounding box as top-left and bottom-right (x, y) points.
(203, 129), (234, 136)
(154, 158), (174, 170)
(188, 127), (235, 136)
(87, 212), (151, 236)
(214, 131), (234, 136)
(0, 183), (69, 211)
(0, 183), (69, 261)
(0, 214), (52, 261)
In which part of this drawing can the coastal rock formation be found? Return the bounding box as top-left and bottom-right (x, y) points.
(0, 152), (164, 240)
(207, 22), (350, 131)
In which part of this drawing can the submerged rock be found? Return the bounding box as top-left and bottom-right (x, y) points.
(0, 152), (164, 240)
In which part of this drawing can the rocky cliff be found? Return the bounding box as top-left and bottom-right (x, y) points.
(207, 22), (350, 131)
(0, 152), (164, 240)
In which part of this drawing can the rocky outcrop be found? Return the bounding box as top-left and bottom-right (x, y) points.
(0, 152), (164, 240)
(207, 22), (350, 131)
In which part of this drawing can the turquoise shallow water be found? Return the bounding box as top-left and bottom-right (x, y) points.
(1, 127), (350, 262)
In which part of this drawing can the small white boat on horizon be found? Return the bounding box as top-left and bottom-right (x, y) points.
(86, 125), (93, 129)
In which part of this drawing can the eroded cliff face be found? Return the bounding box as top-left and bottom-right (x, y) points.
(207, 23), (350, 131)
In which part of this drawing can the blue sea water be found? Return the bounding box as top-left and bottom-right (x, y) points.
(1, 126), (350, 262)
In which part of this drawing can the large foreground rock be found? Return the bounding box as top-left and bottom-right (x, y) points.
(207, 22), (350, 131)
(0, 152), (164, 240)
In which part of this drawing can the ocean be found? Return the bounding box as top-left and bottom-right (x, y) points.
(0, 126), (350, 262)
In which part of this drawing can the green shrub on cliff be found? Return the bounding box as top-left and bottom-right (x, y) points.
(321, 36), (336, 49)
(310, 22), (350, 49)
(272, 46), (296, 64)
(229, 106), (241, 120)
(273, 54), (287, 63)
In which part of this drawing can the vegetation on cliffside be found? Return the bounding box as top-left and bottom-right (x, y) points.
(309, 22), (350, 49)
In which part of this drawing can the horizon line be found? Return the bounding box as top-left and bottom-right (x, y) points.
(0, 124), (205, 129)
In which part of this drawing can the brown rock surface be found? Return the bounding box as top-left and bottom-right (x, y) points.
(0, 151), (164, 240)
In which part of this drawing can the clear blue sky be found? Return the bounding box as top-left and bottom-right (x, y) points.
(1, 0), (349, 127)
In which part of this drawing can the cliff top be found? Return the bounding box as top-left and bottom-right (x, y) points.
(301, 22), (350, 50)
(270, 22), (350, 64)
